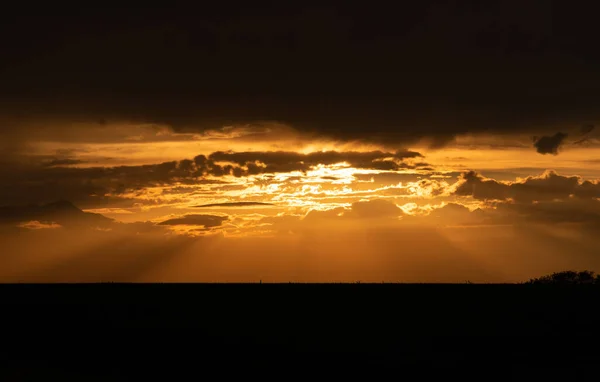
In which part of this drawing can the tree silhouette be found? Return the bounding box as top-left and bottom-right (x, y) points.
(525, 270), (600, 285)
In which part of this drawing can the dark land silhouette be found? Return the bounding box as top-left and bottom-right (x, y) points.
(525, 270), (600, 284)
(2, 275), (600, 379)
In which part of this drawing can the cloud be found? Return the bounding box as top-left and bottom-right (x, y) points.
(206, 149), (426, 174)
(453, 170), (600, 202)
(493, 199), (600, 225)
(3, 189), (600, 283)
(0, 200), (113, 228)
(429, 202), (469, 218)
(17, 221), (62, 230)
(0, 200), (191, 236)
(445, 170), (600, 226)
(3, 3), (600, 148)
(42, 158), (86, 167)
(302, 207), (348, 223)
(0, 149), (427, 207)
(533, 132), (568, 155)
(111, 221), (170, 234)
(573, 124), (596, 145)
(347, 199), (404, 219)
(253, 192), (595, 236)
(158, 214), (228, 227)
(259, 199), (405, 234)
(196, 202), (274, 207)
(426, 203), (488, 225)
(581, 124), (595, 135)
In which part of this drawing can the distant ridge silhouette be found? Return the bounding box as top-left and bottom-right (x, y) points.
(0, 200), (113, 228)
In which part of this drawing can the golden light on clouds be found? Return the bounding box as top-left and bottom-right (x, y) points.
(2, 120), (600, 283)
(5, 3), (600, 286)
(17, 221), (62, 230)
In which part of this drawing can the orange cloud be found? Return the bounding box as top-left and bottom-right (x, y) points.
(17, 221), (62, 230)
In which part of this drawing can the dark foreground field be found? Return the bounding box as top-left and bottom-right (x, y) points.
(2, 284), (600, 380)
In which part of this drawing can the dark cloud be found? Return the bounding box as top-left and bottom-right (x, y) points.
(0, 150), (427, 207)
(573, 124), (596, 145)
(196, 202), (274, 208)
(0, 199), (193, 235)
(0, 200), (113, 228)
(158, 214), (228, 227)
(2, 3), (600, 146)
(0, 160), (195, 207)
(533, 132), (568, 155)
(493, 199), (600, 225)
(207, 150), (425, 174)
(111, 221), (168, 235)
(453, 170), (600, 202)
(581, 124), (595, 135)
(43, 158), (85, 167)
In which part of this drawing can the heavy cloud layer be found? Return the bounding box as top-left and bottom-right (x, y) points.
(2, 2), (600, 147)
(453, 170), (600, 202)
(0, 149), (428, 207)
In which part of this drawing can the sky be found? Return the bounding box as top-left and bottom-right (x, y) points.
(1, 2), (600, 282)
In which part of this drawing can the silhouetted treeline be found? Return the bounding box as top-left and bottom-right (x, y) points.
(525, 270), (600, 285)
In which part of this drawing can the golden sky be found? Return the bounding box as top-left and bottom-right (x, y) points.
(1, 120), (599, 283)
(2, 3), (600, 282)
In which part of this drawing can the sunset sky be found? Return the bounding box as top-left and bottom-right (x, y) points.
(1, 2), (600, 282)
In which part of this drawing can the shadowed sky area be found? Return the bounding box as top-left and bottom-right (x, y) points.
(1, 2), (600, 282)
(2, 2), (600, 143)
